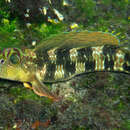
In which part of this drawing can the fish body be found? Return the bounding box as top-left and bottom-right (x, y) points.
(34, 31), (130, 82)
(0, 31), (130, 101)
(35, 44), (130, 83)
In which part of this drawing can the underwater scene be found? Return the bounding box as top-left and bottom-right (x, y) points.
(0, 0), (130, 129)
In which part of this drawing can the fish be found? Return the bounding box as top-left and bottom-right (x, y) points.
(0, 31), (129, 101)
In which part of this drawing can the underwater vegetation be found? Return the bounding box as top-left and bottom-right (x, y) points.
(0, 0), (130, 129)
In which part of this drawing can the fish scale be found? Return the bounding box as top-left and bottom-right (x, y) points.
(0, 31), (130, 101)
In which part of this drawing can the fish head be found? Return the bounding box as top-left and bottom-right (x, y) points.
(0, 48), (36, 82)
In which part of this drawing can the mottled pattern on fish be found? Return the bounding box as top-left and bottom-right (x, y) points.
(0, 31), (130, 101)
(35, 44), (130, 83)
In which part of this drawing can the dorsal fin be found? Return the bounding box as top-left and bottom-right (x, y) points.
(34, 31), (120, 52)
(105, 29), (128, 45)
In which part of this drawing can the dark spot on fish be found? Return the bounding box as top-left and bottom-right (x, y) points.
(55, 48), (70, 64)
(123, 53), (130, 72)
(77, 48), (87, 62)
(64, 61), (76, 77)
(104, 55), (114, 70)
(123, 63), (130, 72)
(44, 62), (56, 81)
(78, 47), (95, 71)
(103, 45), (117, 70)
(35, 49), (49, 67)
(85, 60), (95, 72)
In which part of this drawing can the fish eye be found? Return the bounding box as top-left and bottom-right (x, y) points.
(0, 59), (5, 64)
(10, 53), (20, 64)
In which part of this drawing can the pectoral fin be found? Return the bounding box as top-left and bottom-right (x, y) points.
(23, 82), (33, 89)
(30, 75), (59, 101)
